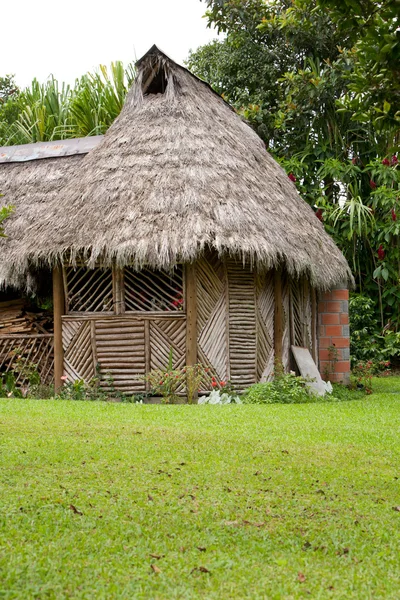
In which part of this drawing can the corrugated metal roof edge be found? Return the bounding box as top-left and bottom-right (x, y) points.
(0, 135), (103, 164)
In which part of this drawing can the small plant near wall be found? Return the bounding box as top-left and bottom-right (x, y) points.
(351, 360), (391, 394)
(242, 372), (313, 405)
(183, 364), (205, 404)
(144, 348), (183, 404)
(323, 344), (339, 382)
(352, 361), (374, 395)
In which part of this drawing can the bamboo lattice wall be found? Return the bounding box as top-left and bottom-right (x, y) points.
(58, 257), (317, 394)
(256, 270), (275, 382)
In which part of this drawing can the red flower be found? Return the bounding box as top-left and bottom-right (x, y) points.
(211, 381), (218, 387)
(220, 381), (226, 387)
(315, 208), (323, 222)
(370, 180), (377, 189)
(391, 155), (398, 166)
(378, 245), (385, 260)
(392, 208), (397, 221)
(288, 173), (296, 182)
(382, 158), (390, 166)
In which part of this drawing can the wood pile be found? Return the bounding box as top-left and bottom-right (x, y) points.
(0, 299), (53, 335)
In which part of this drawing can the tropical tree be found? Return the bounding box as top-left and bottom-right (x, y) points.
(0, 62), (135, 145)
(190, 0), (400, 350)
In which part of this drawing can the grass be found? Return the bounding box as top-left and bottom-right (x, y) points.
(0, 378), (400, 599)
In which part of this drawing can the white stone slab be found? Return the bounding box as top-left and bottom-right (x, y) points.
(291, 346), (327, 396)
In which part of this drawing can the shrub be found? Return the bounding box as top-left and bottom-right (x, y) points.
(349, 294), (400, 366)
(242, 372), (314, 405)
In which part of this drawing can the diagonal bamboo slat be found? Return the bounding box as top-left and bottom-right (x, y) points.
(65, 267), (113, 312)
(124, 266), (183, 312)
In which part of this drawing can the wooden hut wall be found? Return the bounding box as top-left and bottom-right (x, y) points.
(196, 255), (317, 392)
(58, 257), (317, 394)
(60, 264), (186, 394)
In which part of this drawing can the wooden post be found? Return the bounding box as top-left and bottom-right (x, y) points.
(113, 266), (125, 315)
(274, 269), (283, 367)
(185, 262), (198, 401)
(303, 278), (309, 349)
(186, 262), (197, 365)
(53, 265), (65, 392)
(311, 287), (317, 362)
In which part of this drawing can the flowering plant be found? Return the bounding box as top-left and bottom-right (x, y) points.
(145, 368), (184, 404)
(352, 361), (374, 394)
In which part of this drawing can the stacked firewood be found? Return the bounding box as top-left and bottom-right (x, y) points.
(0, 299), (53, 335)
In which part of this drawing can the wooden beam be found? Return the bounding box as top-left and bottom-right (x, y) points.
(274, 269), (283, 366)
(53, 265), (65, 392)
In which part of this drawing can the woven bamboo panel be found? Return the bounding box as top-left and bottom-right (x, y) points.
(62, 319), (96, 382)
(95, 319), (146, 393)
(290, 278), (313, 352)
(196, 255), (228, 386)
(228, 259), (257, 390)
(256, 270), (275, 382)
(65, 267), (113, 312)
(0, 335), (54, 386)
(149, 319), (186, 370)
(124, 266), (183, 312)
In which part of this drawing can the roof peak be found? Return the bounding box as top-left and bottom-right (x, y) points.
(136, 45), (176, 68)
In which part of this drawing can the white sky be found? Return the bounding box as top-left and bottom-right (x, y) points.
(1, 0), (218, 88)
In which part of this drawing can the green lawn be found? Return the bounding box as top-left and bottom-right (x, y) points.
(1, 379), (400, 599)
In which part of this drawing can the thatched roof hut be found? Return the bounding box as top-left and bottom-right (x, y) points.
(0, 46), (352, 394)
(0, 45), (351, 290)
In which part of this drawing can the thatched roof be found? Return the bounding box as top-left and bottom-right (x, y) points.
(0, 45), (352, 290)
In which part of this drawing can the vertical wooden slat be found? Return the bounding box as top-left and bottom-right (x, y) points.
(289, 285), (295, 347)
(225, 262), (231, 381)
(186, 263), (197, 401)
(90, 320), (98, 374)
(274, 269), (283, 365)
(303, 278), (309, 348)
(186, 262), (197, 366)
(119, 268), (126, 314)
(53, 265), (65, 391)
(311, 287), (317, 362)
(62, 266), (68, 313)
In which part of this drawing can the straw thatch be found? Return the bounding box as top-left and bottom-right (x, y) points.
(0, 154), (87, 288)
(0, 45), (353, 290)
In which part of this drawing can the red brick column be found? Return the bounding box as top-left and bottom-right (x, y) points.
(318, 288), (350, 384)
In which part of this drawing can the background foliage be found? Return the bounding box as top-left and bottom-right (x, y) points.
(0, 62), (135, 145)
(188, 0), (400, 358)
